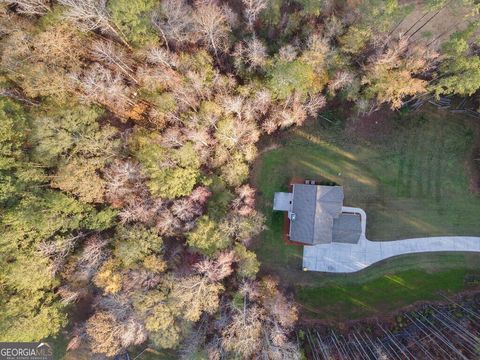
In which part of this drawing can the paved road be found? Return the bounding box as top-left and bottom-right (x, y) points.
(303, 236), (480, 273)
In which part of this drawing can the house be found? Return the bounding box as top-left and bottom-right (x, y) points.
(274, 184), (480, 273)
(273, 182), (362, 245)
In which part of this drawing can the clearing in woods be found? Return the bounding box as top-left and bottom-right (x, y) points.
(381, 0), (476, 50)
(252, 105), (480, 321)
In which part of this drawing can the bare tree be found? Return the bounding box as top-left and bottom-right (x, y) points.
(262, 327), (301, 360)
(307, 32), (330, 55)
(275, 101), (307, 129)
(246, 101), (264, 123)
(184, 126), (212, 150)
(79, 234), (110, 276)
(170, 275), (224, 322)
(58, 0), (128, 46)
(91, 41), (137, 83)
(104, 160), (146, 207)
(38, 234), (85, 275)
(57, 285), (81, 305)
(232, 41), (246, 70)
(122, 270), (161, 292)
(178, 319), (208, 360)
(189, 186), (211, 204)
(222, 3), (239, 29)
(262, 117), (278, 134)
(237, 184), (256, 200)
(71, 63), (134, 115)
(8, 0), (50, 15)
(245, 37), (268, 68)
(220, 213), (265, 245)
(151, 0), (197, 46)
(186, 69), (215, 100)
(170, 78), (202, 111)
(222, 305), (264, 357)
(239, 280), (260, 300)
(136, 64), (180, 97)
(216, 117), (260, 150)
(257, 278), (301, 359)
(119, 317), (148, 349)
(155, 209), (182, 235)
(193, 0), (231, 56)
(160, 127), (185, 148)
(194, 251), (235, 281)
(232, 184), (256, 216)
(67, 325), (87, 351)
(242, 0), (267, 30)
(119, 201), (156, 224)
(304, 94), (326, 116)
(253, 89), (272, 115)
(146, 47), (178, 68)
(279, 45), (297, 62)
(171, 198), (201, 222)
(94, 294), (132, 319)
(264, 291), (298, 329)
(0, 88), (39, 106)
(324, 15), (344, 40)
(222, 95), (244, 118)
(37, 235), (79, 260)
(327, 70), (354, 95)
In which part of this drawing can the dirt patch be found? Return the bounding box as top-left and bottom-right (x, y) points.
(69, 291), (94, 323)
(344, 107), (397, 143)
(393, 1), (473, 50)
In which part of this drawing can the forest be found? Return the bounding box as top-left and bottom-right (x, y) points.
(0, 0), (480, 358)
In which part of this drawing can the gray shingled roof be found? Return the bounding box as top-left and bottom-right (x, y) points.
(289, 185), (344, 244)
(332, 213), (362, 244)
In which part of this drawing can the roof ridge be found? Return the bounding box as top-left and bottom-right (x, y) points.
(311, 185), (319, 242)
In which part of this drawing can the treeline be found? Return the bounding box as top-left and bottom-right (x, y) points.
(0, 0), (479, 358)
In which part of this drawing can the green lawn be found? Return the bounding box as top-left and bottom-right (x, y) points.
(298, 257), (480, 321)
(252, 106), (480, 321)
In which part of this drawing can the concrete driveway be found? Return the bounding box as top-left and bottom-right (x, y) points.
(302, 207), (480, 273)
(303, 235), (480, 273)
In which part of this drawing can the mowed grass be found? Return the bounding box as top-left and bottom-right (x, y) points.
(252, 106), (480, 321)
(298, 256), (480, 321)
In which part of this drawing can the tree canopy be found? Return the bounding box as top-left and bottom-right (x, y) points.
(0, 0), (479, 357)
